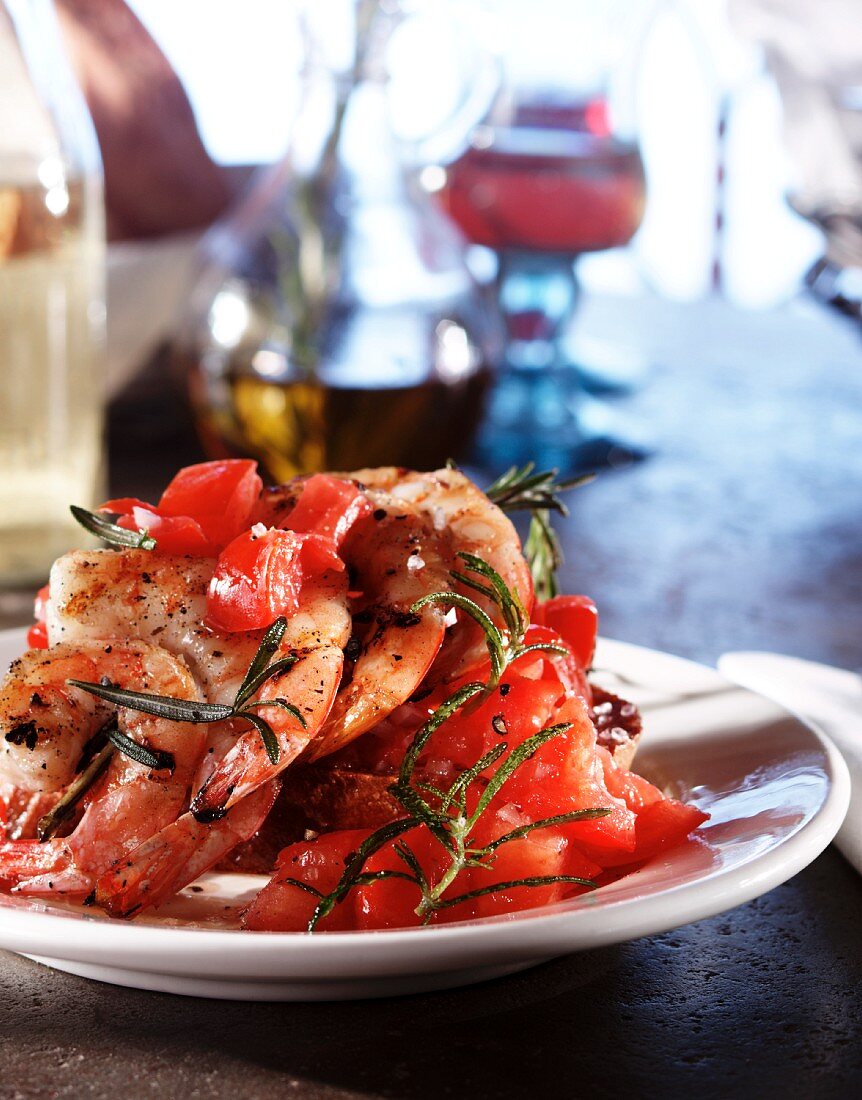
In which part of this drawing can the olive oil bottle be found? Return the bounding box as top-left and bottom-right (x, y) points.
(175, 0), (499, 482)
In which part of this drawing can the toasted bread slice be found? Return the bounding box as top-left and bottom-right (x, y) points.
(216, 768), (400, 873)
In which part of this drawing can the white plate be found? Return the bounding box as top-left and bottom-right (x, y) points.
(0, 628), (850, 1001)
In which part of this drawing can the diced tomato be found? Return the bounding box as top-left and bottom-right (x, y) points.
(501, 694), (637, 860)
(207, 526), (342, 633)
(534, 595), (598, 670)
(337, 657), (571, 780)
(27, 585), (50, 649)
(628, 799), (708, 864)
(422, 674), (565, 775)
(117, 507), (213, 556)
(158, 459), (262, 547)
(283, 474), (373, 547)
(101, 460), (263, 557)
(295, 532), (345, 575)
(468, 811), (602, 919)
(596, 744), (708, 862)
(333, 627), (591, 780)
(32, 584), (50, 624)
(450, 623), (590, 703)
(598, 745), (663, 813)
(100, 496), (152, 515)
(244, 830), (367, 932)
(523, 623), (592, 701)
(353, 826), (463, 930)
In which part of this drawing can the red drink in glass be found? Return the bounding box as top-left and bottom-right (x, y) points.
(438, 125), (646, 253)
(431, 94), (648, 473)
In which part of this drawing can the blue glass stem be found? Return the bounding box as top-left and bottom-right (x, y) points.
(497, 249), (579, 370)
(476, 250), (649, 473)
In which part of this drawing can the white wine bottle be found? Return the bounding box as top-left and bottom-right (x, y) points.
(0, 0), (104, 586)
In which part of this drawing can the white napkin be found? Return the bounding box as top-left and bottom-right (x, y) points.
(719, 651), (861, 874)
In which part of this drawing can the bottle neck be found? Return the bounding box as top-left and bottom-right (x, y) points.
(1, 0), (102, 186)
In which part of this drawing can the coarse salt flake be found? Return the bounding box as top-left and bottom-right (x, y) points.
(497, 802), (530, 827)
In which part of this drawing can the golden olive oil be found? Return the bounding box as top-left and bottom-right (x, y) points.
(187, 361), (491, 484)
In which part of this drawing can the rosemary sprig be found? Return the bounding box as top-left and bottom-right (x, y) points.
(398, 682), (485, 784)
(64, 681), (233, 724)
(36, 738), (114, 842)
(524, 509), (563, 602)
(67, 618), (303, 769)
(485, 464), (594, 603)
(307, 817), (420, 930)
(304, 714), (610, 930)
(486, 463), (593, 515)
(70, 505), (157, 551)
(411, 552), (566, 689)
(433, 873), (599, 912)
(105, 725), (175, 772)
(296, 556), (610, 932)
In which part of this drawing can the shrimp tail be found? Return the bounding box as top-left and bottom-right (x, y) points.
(0, 838), (92, 896)
(0, 839), (65, 879)
(191, 645), (343, 817)
(95, 782), (280, 918)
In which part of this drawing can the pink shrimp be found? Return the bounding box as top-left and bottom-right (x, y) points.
(0, 642), (206, 898)
(303, 489), (452, 761)
(190, 642), (344, 815)
(47, 545), (353, 813)
(195, 477), (453, 776)
(348, 467), (534, 681)
(46, 549), (351, 706)
(94, 781), (280, 918)
(349, 467), (533, 611)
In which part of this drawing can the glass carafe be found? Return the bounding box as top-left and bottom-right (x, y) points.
(176, 0), (499, 482)
(0, 0), (105, 586)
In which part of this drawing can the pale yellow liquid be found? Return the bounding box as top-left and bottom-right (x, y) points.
(0, 179), (104, 585)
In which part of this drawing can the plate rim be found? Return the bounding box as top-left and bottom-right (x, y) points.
(0, 627), (851, 979)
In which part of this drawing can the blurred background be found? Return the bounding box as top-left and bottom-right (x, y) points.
(2, 0), (862, 662)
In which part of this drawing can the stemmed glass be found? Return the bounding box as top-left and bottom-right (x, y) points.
(426, 0), (649, 473)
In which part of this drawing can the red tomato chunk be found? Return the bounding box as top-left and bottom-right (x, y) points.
(282, 474), (373, 547)
(101, 459), (263, 557)
(27, 584), (50, 649)
(207, 527), (342, 633)
(534, 595), (598, 670)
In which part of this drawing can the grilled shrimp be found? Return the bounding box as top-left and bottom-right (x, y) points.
(351, 467), (532, 611)
(96, 664), (287, 918)
(48, 548), (352, 809)
(304, 491), (452, 761)
(246, 473), (454, 763)
(348, 467), (533, 679)
(0, 642), (206, 897)
(1, 646), (111, 793)
(46, 550), (351, 705)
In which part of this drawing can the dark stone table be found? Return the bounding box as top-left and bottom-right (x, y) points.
(2, 291), (861, 1098)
